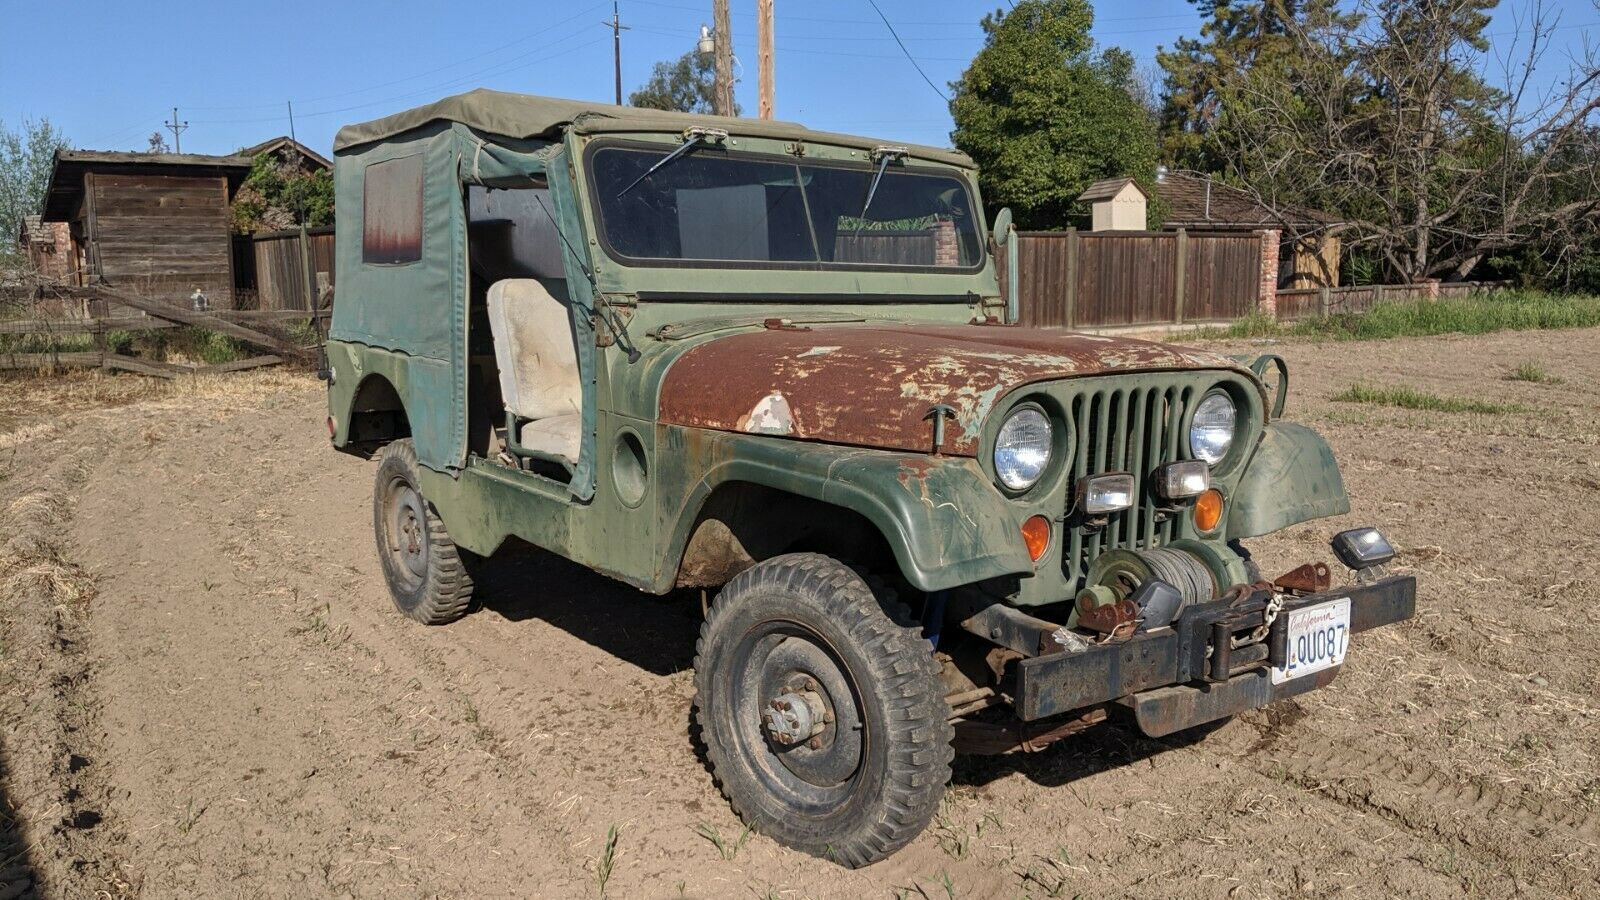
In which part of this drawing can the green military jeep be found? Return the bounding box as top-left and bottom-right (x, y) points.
(324, 90), (1414, 866)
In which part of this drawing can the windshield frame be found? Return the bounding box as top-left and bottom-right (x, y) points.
(580, 137), (988, 276)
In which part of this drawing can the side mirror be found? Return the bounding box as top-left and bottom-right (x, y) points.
(991, 207), (1013, 246)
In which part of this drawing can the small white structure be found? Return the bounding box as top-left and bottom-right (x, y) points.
(1077, 177), (1148, 232)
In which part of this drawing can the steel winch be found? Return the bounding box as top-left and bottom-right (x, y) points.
(1072, 540), (1253, 636)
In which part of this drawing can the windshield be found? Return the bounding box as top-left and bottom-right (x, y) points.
(589, 144), (984, 271)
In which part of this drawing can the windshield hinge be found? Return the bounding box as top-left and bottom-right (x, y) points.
(871, 145), (909, 162)
(684, 127), (729, 144)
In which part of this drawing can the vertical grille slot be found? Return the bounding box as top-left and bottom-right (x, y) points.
(1062, 382), (1194, 590)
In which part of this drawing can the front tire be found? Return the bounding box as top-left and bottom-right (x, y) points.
(694, 554), (953, 867)
(372, 439), (475, 625)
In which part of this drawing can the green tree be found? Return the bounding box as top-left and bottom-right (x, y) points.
(0, 117), (69, 267)
(1156, 0), (1357, 170)
(629, 51), (739, 115)
(1158, 0), (1597, 283)
(950, 0), (1159, 229)
(231, 150), (334, 234)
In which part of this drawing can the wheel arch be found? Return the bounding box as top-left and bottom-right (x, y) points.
(336, 372), (411, 456)
(657, 433), (1033, 594)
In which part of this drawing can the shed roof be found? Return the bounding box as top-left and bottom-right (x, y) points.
(1154, 172), (1342, 230)
(241, 136), (332, 170)
(41, 149), (254, 221)
(1076, 177), (1146, 203)
(333, 88), (972, 166)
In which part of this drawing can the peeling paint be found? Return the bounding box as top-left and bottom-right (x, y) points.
(798, 345), (842, 358)
(741, 391), (794, 435)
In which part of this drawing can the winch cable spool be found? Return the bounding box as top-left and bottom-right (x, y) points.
(1080, 545), (1226, 623)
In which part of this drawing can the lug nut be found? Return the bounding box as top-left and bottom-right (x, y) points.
(807, 738), (822, 750)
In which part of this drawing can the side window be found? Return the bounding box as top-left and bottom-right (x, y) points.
(363, 155), (423, 265)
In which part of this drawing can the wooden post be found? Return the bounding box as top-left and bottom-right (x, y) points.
(713, 0), (735, 117)
(1173, 227), (1188, 325)
(1319, 284), (1331, 318)
(93, 317), (108, 371)
(1064, 227), (1079, 329)
(757, 0), (775, 119)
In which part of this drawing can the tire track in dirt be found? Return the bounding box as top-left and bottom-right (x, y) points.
(10, 322), (1599, 898)
(1188, 709), (1600, 894)
(1, 446), (136, 899)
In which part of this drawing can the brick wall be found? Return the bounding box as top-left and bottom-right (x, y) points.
(23, 221), (78, 284)
(1257, 228), (1280, 317)
(932, 219), (960, 267)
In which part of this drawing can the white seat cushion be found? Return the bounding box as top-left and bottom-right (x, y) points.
(518, 414), (582, 464)
(486, 278), (581, 421)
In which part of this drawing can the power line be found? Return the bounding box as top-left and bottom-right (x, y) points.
(865, 0), (949, 101)
(190, 26), (607, 126)
(182, 4), (608, 116)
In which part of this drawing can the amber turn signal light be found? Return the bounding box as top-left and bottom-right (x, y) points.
(1194, 489), (1224, 533)
(1021, 515), (1051, 563)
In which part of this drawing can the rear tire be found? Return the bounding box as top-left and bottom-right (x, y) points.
(694, 553), (953, 867)
(372, 439), (475, 625)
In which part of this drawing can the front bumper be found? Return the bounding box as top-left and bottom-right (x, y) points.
(1013, 575), (1415, 731)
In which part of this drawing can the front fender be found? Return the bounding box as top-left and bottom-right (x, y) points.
(1227, 422), (1350, 538)
(662, 429), (1033, 593)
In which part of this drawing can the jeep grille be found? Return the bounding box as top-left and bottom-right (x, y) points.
(1062, 383), (1198, 588)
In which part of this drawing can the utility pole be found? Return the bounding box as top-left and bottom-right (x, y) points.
(712, 0), (735, 117)
(603, 1), (630, 105)
(164, 107), (189, 154)
(757, 0), (774, 119)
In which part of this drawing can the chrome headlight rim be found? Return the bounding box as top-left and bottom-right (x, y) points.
(1187, 387), (1239, 469)
(992, 402), (1055, 494)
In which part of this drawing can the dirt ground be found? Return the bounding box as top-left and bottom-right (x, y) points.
(1, 327), (1598, 899)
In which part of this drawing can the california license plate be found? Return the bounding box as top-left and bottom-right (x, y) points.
(1271, 597), (1351, 685)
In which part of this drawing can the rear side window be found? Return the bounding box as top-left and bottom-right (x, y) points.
(363, 155), (423, 265)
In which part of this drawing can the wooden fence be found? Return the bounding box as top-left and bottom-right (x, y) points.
(1274, 280), (1509, 321)
(251, 227), (335, 311)
(1, 284), (322, 376)
(1005, 229), (1263, 329)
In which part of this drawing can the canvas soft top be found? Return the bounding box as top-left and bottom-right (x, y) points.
(332, 88), (972, 166)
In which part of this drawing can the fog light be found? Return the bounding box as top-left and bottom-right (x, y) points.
(1157, 460), (1211, 500)
(1079, 473), (1135, 515)
(1331, 527), (1395, 570)
(1194, 489), (1224, 533)
(1021, 515), (1051, 563)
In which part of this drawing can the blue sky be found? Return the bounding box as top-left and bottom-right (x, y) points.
(2, 1), (1595, 157)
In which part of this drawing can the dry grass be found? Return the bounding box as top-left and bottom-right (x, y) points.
(0, 491), (93, 607)
(0, 368), (316, 438)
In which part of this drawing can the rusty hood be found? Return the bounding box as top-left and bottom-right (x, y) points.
(656, 322), (1244, 456)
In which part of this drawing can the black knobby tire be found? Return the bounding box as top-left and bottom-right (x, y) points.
(372, 439), (475, 625)
(694, 553), (953, 867)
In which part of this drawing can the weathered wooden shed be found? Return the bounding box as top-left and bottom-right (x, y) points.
(40, 150), (253, 308)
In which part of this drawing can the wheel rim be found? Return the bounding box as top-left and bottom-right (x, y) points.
(726, 620), (867, 815)
(381, 474), (428, 590)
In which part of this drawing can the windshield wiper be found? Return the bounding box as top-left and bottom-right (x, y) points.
(854, 146), (909, 233)
(616, 127), (729, 198)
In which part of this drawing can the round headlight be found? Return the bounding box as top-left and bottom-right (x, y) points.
(994, 407), (1052, 491)
(1189, 390), (1237, 465)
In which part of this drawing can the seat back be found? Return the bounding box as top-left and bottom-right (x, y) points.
(485, 278), (581, 421)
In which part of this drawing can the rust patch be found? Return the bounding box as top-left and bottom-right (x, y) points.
(658, 323), (1240, 456)
(1273, 562), (1332, 595)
